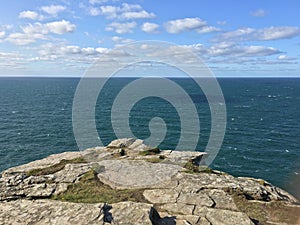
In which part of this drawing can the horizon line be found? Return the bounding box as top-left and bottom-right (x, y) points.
(0, 75), (299, 79)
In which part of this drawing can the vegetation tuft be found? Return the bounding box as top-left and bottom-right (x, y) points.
(183, 160), (214, 174)
(139, 147), (161, 156)
(145, 156), (165, 163)
(51, 169), (148, 204)
(231, 193), (300, 225)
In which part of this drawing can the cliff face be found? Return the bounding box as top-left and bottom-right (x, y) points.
(0, 138), (299, 225)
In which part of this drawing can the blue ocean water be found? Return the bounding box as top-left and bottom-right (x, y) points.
(0, 77), (299, 198)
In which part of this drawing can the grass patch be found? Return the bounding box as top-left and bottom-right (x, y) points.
(52, 169), (148, 204)
(26, 157), (87, 176)
(145, 156), (165, 163)
(183, 161), (214, 174)
(139, 147), (161, 156)
(232, 193), (300, 225)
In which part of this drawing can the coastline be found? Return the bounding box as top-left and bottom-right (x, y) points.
(1, 138), (299, 225)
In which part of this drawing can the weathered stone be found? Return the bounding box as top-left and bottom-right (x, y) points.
(175, 215), (201, 225)
(105, 201), (153, 225)
(52, 163), (92, 183)
(196, 217), (211, 225)
(97, 159), (181, 189)
(160, 203), (195, 215)
(206, 208), (254, 225)
(203, 189), (238, 210)
(0, 199), (104, 225)
(107, 138), (151, 152)
(162, 150), (207, 166)
(194, 207), (254, 225)
(143, 189), (179, 204)
(175, 220), (191, 225)
(177, 192), (215, 207)
(1, 151), (86, 177)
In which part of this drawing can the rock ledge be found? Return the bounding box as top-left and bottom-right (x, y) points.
(0, 138), (299, 225)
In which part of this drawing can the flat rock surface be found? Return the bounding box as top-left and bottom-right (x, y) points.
(97, 159), (182, 189)
(0, 199), (104, 225)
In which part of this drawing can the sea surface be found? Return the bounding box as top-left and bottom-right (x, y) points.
(0, 77), (299, 198)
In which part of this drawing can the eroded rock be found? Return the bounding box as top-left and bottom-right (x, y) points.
(0, 138), (298, 225)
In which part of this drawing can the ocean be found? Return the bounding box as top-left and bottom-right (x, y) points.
(0, 77), (299, 198)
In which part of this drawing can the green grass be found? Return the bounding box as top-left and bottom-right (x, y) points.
(52, 169), (148, 204)
(145, 156), (165, 163)
(26, 157), (87, 176)
(139, 147), (161, 156)
(183, 161), (214, 174)
(231, 193), (300, 225)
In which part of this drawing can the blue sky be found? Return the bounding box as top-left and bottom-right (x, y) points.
(0, 0), (300, 77)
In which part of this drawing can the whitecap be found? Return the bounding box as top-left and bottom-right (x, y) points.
(285, 149), (289, 153)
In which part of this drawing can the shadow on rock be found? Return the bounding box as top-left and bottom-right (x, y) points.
(149, 207), (176, 225)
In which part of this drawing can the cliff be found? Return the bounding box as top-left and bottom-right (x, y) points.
(0, 138), (299, 225)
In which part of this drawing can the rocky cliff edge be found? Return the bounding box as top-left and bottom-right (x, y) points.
(0, 138), (299, 225)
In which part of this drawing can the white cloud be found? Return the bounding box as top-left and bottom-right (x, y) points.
(121, 10), (155, 20)
(206, 43), (281, 57)
(0, 31), (5, 38)
(0, 25), (13, 41)
(278, 54), (297, 60)
(165, 17), (207, 33)
(111, 36), (134, 44)
(19, 11), (40, 20)
(89, 0), (118, 4)
(21, 23), (48, 34)
(97, 5), (117, 17)
(46, 20), (76, 34)
(141, 22), (159, 33)
(89, 0), (107, 4)
(215, 26), (300, 42)
(41, 5), (66, 16)
(89, 7), (101, 16)
(90, 3), (155, 20)
(106, 22), (136, 34)
(35, 43), (112, 63)
(6, 20), (76, 45)
(251, 9), (266, 17)
(21, 20), (76, 35)
(6, 32), (47, 45)
(196, 26), (221, 34)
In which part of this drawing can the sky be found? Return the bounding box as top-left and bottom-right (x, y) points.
(0, 0), (300, 77)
